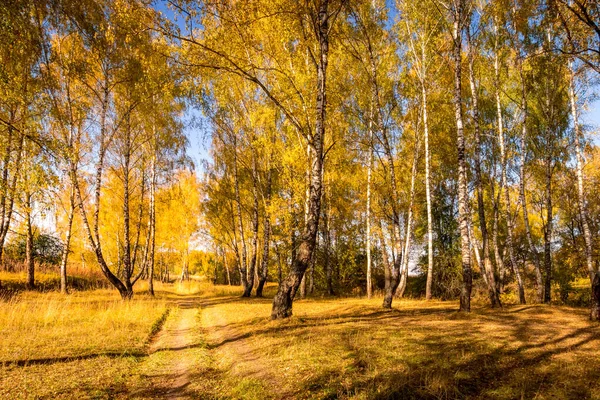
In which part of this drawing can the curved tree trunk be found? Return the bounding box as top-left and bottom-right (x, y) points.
(72, 84), (132, 300)
(271, 0), (330, 319)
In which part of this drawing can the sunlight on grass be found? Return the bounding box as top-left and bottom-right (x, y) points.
(0, 289), (168, 363)
(197, 293), (600, 399)
(2, 281), (600, 399)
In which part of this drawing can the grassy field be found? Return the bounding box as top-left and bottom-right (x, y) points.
(1, 275), (600, 399)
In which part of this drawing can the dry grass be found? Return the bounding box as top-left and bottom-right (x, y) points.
(2, 277), (600, 399)
(0, 273), (170, 399)
(193, 288), (600, 400)
(0, 269), (112, 293)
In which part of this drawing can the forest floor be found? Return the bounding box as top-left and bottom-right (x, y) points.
(2, 277), (600, 399)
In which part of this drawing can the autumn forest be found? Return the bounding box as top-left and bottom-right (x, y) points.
(2, 0), (600, 399)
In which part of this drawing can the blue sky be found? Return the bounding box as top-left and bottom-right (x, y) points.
(184, 94), (600, 176)
(163, 1), (600, 174)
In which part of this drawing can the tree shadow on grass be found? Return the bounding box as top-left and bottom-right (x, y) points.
(2, 351), (147, 367)
(287, 306), (600, 399)
(194, 298), (600, 399)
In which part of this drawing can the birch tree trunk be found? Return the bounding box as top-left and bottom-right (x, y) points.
(59, 186), (75, 294)
(223, 249), (232, 285)
(491, 177), (506, 292)
(147, 148), (157, 296)
(422, 72), (434, 301)
(466, 27), (501, 307)
(568, 65), (598, 319)
(380, 130), (402, 309)
(324, 199), (334, 295)
(72, 82), (131, 300)
(518, 74), (544, 303)
(543, 149), (553, 304)
(366, 112), (373, 299)
(494, 30), (525, 304)
(380, 220), (391, 298)
(271, 0), (330, 319)
(510, 0), (544, 303)
(256, 147), (273, 297)
(0, 130), (23, 266)
(122, 120), (133, 295)
(397, 139), (419, 298)
(242, 155), (260, 297)
(300, 145), (312, 299)
(232, 134), (250, 295)
(451, 0), (472, 312)
(25, 192), (35, 289)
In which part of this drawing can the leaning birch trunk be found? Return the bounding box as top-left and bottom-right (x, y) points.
(25, 192), (35, 289)
(466, 27), (501, 307)
(271, 0), (329, 319)
(0, 132), (24, 266)
(232, 134), (249, 295)
(256, 150), (273, 297)
(59, 186), (75, 294)
(229, 200), (243, 287)
(491, 177), (506, 292)
(380, 131), (402, 309)
(397, 139), (419, 298)
(0, 124), (14, 266)
(243, 155), (260, 297)
(0, 124), (13, 266)
(568, 65), (598, 320)
(377, 86), (402, 307)
(494, 29), (525, 304)
(451, 0), (472, 312)
(256, 215), (270, 297)
(379, 220), (392, 298)
(71, 80), (133, 299)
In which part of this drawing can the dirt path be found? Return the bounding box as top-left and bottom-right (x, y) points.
(142, 297), (207, 399)
(138, 295), (276, 399)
